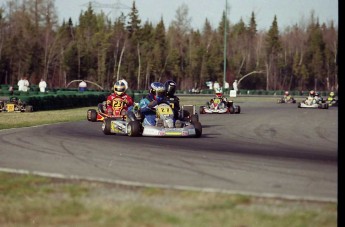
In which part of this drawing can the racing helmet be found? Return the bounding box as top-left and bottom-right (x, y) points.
(309, 90), (315, 97)
(10, 97), (18, 103)
(215, 93), (223, 98)
(315, 91), (320, 97)
(330, 91), (335, 97)
(165, 80), (177, 96)
(114, 81), (126, 96)
(215, 87), (223, 98)
(284, 91), (289, 96)
(150, 82), (165, 102)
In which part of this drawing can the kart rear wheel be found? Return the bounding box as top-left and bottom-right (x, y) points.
(102, 118), (113, 135)
(193, 121), (202, 138)
(199, 106), (205, 114)
(127, 120), (141, 137)
(236, 105), (241, 114)
(87, 109), (97, 122)
(229, 106), (235, 114)
(322, 103), (329, 109)
(297, 102), (301, 108)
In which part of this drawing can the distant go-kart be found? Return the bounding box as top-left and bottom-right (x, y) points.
(277, 97), (296, 104)
(297, 97), (328, 109)
(102, 103), (202, 138)
(87, 98), (128, 122)
(325, 98), (338, 107)
(199, 98), (241, 114)
(0, 97), (33, 113)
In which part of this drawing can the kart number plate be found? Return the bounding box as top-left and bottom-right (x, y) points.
(6, 104), (15, 112)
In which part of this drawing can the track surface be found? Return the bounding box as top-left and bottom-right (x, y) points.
(0, 102), (338, 201)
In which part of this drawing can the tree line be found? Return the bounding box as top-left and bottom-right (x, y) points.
(0, 0), (338, 92)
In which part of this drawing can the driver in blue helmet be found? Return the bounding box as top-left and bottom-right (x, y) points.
(139, 82), (167, 126)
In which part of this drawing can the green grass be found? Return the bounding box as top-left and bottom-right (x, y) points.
(0, 107), (91, 130)
(0, 96), (337, 226)
(0, 173), (337, 227)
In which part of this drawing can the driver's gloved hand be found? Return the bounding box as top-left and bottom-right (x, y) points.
(148, 100), (158, 109)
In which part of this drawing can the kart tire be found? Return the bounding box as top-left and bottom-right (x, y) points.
(199, 106), (205, 114)
(297, 102), (301, 108)
(236, 106), (241, 114)
(87, 109), (97, 122)
(229, 106), (235, 114)
(127, 120), (141, 137)
(193, 121), (202, 138)
(102, 118), (113, 135)
(25, 105), (33, 112)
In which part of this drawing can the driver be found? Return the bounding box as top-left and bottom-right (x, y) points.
(211, 88), (228, 108)
(314, 91), (323, 104)
(305, 90), (316, 105)
(327, 91), (337, 103)
(139, 82), (167, 126)
(283, 91), (293, 102)
(164, 80), (180, 120)
(99, 80), (133, 116)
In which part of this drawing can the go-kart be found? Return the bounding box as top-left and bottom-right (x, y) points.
(87, 98), (128, 122)
(0, 97), (33, 112)
(277, 97), (296, 104)
(325, 98), (338, 107)
(102, 102), (202, 138)
(199, 98), (241, 114)
(297, 97), (328, 109)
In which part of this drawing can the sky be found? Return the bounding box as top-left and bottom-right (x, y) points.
(55, 0), (338, 31)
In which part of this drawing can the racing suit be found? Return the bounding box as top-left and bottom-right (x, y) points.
(139, 94), (168, 126)
(166, 94), (180, 120)
(102, 93), (133, 116)
(327, 96), (337, 104)
(283, 95), (292, 102)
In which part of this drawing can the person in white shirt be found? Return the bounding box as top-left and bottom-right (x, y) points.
(17, 77), (25, 91)
(22, 76), (29, 92)
(232, 80), (238, 91)
(79, 80), (87, 91)
(39, 78), (47, 92)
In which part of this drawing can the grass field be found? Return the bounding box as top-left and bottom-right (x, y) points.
(0, 96), (337, 226)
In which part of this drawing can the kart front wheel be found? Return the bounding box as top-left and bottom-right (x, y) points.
(87, 109), (97, 122)
(102, 118), (113, 135)
(127, 120), (141, 137)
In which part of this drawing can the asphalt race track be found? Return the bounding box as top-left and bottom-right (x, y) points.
(0, 102), (338, 202)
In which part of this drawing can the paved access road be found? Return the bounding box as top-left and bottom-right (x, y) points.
(0, 102), (337, 202)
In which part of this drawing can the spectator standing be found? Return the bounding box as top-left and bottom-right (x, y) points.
(233, 79), (238, 92)
(79, 80), (87, 92)
(17, 77), (24, 91)
(23, 76), (29, 92)
(39, 78), (47, 92)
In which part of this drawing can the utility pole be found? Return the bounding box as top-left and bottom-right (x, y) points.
(223, 0), (228, 93)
